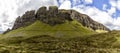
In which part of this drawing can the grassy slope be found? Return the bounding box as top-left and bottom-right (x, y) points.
(79, 31), (120, 48)
(2, 20), (95, 39)
(0, 20), (97, 53)
(0, 31), (120, 53)
(1, 20), (120, 52)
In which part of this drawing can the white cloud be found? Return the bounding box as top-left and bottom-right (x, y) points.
(76, 6), (120, 30)
(73, 5), (113, 25)
(113, 17), (120, 26)
(59, 0), (71, 9)
(16, 0), (58, 16)
(103, 4), (107, 10)
(107, 7), (116, 15)
(117, 0), (120, 10)
(84, 0), (93, 4)
(72, 0), (82, 6)
(109, 0), (120, 10)
(58, 0), (65, 3)
(109, 0), (117, 7)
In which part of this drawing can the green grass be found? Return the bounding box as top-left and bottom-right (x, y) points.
(0, 20), (97, 53)
(1, 20), (120, 53)
(2, 20), (95, 39)
(1, 31), (120, 53)
(80, 31), (120, 48)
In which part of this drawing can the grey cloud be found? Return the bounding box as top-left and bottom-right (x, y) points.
(0, 26), (3, 31)
(105, 22), (114, 27)
(16, 0), (58, 16)
(0, 24), (1, 27)
(1, 13), (9, 23)
(2, 13), (9, 18)
(104, 22), (120, 30)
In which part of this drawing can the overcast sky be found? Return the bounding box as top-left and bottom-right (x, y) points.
(0, 0), (120, 31)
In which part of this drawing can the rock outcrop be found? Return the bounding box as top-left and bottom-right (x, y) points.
(12, 10), (36, 29)
(67, 10), (110, 31)
(11, 6), (110, 31)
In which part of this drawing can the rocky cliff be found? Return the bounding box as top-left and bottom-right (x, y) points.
(12, 6), (109, 31)
(67, 10), (110, 31)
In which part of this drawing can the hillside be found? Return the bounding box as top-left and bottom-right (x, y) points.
(11, 6), (109, 32)
(2, 20), (95, 39)
(2, 6), (110, 39)
(1, 6), (109, 42)
(1, 31), (120, 53)
(0, 6), (117, 53)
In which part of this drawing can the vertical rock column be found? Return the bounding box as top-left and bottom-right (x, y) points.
(36, 6), (47, 21)
(48, 6), (58, 17)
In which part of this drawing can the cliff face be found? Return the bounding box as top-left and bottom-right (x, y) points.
(12, 10), (36, 30)
(67, 10), (110, 31)
(12, 6), (110, 31)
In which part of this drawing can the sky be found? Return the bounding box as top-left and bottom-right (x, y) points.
(0, 0), (120, 31)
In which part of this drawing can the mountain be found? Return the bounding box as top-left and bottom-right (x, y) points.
(11, 6), (109, 32)
(0, 6), (117, 53)
(2, 6), (110, 39)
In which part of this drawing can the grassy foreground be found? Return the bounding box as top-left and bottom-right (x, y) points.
(0, 21), (120, 53)
(0, 32), (120, 53)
